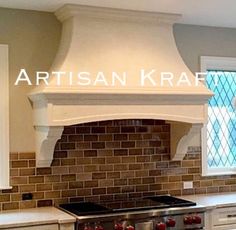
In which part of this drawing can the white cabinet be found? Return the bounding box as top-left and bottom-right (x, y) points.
(0, 44), (10, 189)
(6, 223), (74, 230)
(208, 206), (236, 230)
(7, 224), (58, 230)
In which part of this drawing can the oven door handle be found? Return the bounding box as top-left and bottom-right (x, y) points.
(227, 214), (236, 218)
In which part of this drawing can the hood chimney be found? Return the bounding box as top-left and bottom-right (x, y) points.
(29, 4), (213, 167)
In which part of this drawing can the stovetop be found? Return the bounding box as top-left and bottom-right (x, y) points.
(59, 195), (196, 216)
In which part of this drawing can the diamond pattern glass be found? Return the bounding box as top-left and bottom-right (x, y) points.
(206, 71), (236, 168)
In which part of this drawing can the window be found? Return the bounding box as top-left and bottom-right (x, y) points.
(0, 44), (10, 189)
(201, 56), (236, 176)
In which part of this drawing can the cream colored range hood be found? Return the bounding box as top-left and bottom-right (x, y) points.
(29, 4), (213, 167)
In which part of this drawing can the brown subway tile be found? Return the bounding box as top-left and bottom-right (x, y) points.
(11, 176), (28, 185)
(84, 150), (97, 157)
(107, 187), (121, 194)
(122, 156), (135, 163)
(76, 127), (90, 134)
(36, 183), (52, 191)
(36, 167), (52, 175)
(10, 153), (18, 160)
(107, 172), (120, 179)
(99, 165), (113, 172)
(19, 152), (35, 160)
(29, 160), (36, 167)
(29, 176), (44, 184)
(62, 190), (76, 197)
(106, 127), (120, 133)
(114, 149), (128, 156)
(84, 135), (98, 141)
(37, 200), (53, 207)
(84, 181), (98, 188)
(44, 175), (60, 183)
(92, 188), (106, 195)
(68, 135), (83, 142)
(61, 174), (76, 182)
(3, 202), (19, 210)
(69, 166), (83, 174)
(61, 143), (76, 150)
(19, 168), (35, 176)
(0, 194), (10, 202)
(77, 173), (92, 181)
(84, 165), (98, 172)
(19, 185), (36, 193)
(92, 127), (105, 133)
(92, 157), (106, 164)
(77, 189), (92, 196)
(76, 142), (91, 149)
(61, 158), (76, 166)
(20, 201), (36, 209)
(113, 164), (128, 171)
(92, 172), (106, 179)
(53, 182), (68, 190)
(129, 148), (142, 155)
(114, 179), (127, 186)
(121, 127), (135, 133)
(32, 192), (45, 199)
(92, 142), (105, 149)
(114, 134), (128, 141)
(52, 166), (69, 175)
(11, 160), (28, 168)
(99, 134), (112, 141)
(99, 180), (113, 187)
(10, 169), (19, 177)
(69, 181), (83, 189)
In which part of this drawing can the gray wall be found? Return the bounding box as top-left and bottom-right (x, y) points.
(174, 24), (236, 73)
(0, 7), (61, 152)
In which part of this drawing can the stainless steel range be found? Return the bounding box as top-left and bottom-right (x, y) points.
(60, 195), (205, 230)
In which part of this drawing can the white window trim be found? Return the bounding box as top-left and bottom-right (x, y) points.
(0, 45), (11, 189)
(201, 56), (236, 176)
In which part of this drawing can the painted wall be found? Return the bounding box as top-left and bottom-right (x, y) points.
(0, 6), (236, 152)
(174, 24), (236, 73)
(0, 8), (61, 152)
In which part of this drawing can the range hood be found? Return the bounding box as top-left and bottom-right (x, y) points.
(29, 4), (213, 167)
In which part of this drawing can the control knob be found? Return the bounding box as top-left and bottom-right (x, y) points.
(114, 223), (123, 230)
(95, 223), (104, 230)
(183, 215), (193, 225)
(156, 222), (166, 230)
(192, 215), (201, 224)
(166, 218), (176, 227)
(126, 225), (135, 230)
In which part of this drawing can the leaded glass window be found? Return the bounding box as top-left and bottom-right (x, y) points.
(206, 71), (236, 170)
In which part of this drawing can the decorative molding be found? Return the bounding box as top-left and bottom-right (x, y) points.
(35, 126), (64, 167)
(55, 4), (182, 24)
(171, 124), (202, 161)
(201, 56), (236, 72)
(0, 45), (11, 189)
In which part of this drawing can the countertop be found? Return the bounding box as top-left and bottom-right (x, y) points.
(181, 192), (236, 209)
(0, 207), (76, 229)
(1, 193), (236, 228)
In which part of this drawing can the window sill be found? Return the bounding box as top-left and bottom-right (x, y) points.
(202, 170), (236, 177)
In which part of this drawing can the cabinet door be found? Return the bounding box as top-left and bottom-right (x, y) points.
(213, 207), (236, 226)
(213, 224), (236, 230)
(8, 224), (58, 230)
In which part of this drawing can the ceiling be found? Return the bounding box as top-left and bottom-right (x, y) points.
(0, 0), (235, 28)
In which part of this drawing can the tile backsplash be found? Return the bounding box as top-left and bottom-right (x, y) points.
(1, 119), (236, 211)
